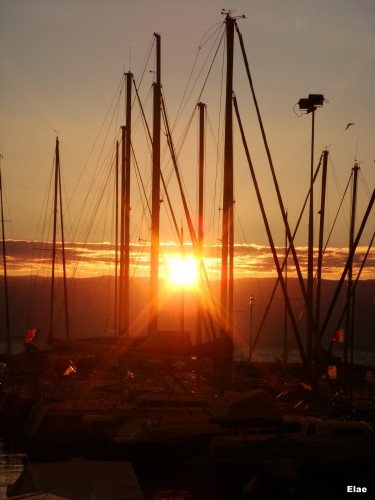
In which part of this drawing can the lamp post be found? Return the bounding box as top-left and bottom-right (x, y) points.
(248, 294), (254, 361)
(298, 94), (325, 361)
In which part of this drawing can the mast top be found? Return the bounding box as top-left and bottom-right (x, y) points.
(221, 9), (246, 20)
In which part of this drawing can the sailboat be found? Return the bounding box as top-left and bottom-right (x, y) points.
(2, 14), (374, 471)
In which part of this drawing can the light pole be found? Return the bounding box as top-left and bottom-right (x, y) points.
(298, 94), (325, 361)
(248, 294), (254, 361)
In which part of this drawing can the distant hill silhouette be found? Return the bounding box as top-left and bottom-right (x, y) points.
(1, 275), (374, 354)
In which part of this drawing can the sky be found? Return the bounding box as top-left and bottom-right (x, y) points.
(1, 0), (374, 280)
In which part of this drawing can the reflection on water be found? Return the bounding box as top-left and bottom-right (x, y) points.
(0, 440), (27, 498)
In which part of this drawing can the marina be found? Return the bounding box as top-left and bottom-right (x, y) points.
(1, 3), (375, 499)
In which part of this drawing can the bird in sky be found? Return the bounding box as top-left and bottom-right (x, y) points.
(345, 122), (354, 130)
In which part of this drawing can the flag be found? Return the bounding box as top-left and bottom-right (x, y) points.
(332, 329), (345, 343)
(25, 328), (38, 343)
(63, 361), (77, 376)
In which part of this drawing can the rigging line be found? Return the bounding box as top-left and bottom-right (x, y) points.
(77, 193), (116, 324)
(173, 41), (201, 130)
(162, 92), (194, 218)
(250, 153), (324, 354)
(232, 207), (275, 341)
(191, 28), (226, 117)
(134, 88), (178, 243)
(34, 153), (55, 246)
(133, 78), (182, 241)
(173, 23), (225, 129)
(136, 36), (155, 90)
(164, 27), (225, 172)
(235, 22), (316, 335)
(329, 155), (350, 229)
(67, 74), (125, 210)
(199, 21), (226, 49)
(319, 189), (375, 342)
(161, 97), (219, 338)
(69, 89), (125, 241)
(132, 145), (151, 218)
(72, 128), (121, 244)
(327, 231), (375, 355)
(58, 159), (74, 243)
(161, 194), (181, 245)
(323, 173), (352, 255)
(70, 152), (113, 248)
(212, 38), (226, 244)
(58, 161), (70, 339)
(133, 76), (153, 145)
(161, 95), (196, 246)
(205, 111), (223, 245)
(28, 149), (57, 324)
(171, 106), (198, 169)
(233, 94), (307, 365)
(359, 169), (375, 212)
(68, 154), (116, 284)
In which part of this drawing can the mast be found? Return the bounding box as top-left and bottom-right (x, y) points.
(149, 33), (161, 336)
(48, 137), (60, 343)
(123, 71), (132, 336)
(306, 105), (315, 361)
(220, 13), (235, 389)
(197, 102), (206, 347)
(282, 209), (288, 363)
(315, 149), (328, 337)
(346, 161), (359, 368)
(114, 140), (119, 334)
(47, 137), (70, 343)
(0, 155), (11, 354)
(118, 125), (126, 334)
(58, 164), (70, 339)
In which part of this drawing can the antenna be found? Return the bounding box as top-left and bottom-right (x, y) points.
(221, 8), (246, 19)
(221, 8), (236, 16)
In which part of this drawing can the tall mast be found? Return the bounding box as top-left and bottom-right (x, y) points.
(123, 71), (132, 336)
(220, 13), (235, 389)
(58, 164), (70, 338)
(315, 149), (328, 337)
(0, 155), (11, 354)
(48, 137), (60, 343)
(346, 161), (359, 368)
(149, 33), (161, 336)
(47, 137), (70, 342)
(114, 140), (119, 334)
(196, 102), (206, 346)
(118, 126), (126, 334)
(282, 209), (288, 362)
(306, 106), (315, 361)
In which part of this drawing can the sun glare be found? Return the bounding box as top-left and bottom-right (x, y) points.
(168, 256), (199, 287)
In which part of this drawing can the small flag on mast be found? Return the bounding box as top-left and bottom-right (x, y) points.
(332, 329), (345, 343)
(63, 361), (77, 376)
(25, 329), (38, 343)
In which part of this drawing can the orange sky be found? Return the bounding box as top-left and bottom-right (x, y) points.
(1, 1), (374, 254)
(4, 239), (375, 282)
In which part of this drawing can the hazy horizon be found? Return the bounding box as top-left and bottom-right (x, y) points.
(3, 238), (375, 282)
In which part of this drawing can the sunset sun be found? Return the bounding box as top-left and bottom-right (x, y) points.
(167, 256), (199, 287)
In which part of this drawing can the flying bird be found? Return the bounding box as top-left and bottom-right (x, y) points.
(345, 122), (354, 130)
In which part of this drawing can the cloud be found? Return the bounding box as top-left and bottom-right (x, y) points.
(4, 239), (374, 282)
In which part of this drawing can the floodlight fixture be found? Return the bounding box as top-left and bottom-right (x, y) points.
(298, 94), (325, 114)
